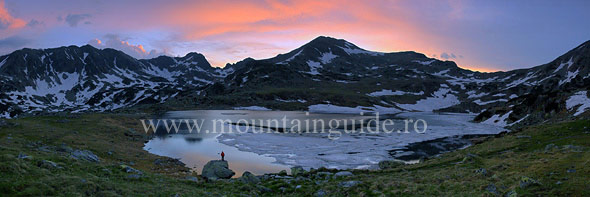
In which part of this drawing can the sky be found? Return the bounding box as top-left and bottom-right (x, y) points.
(0, 0), (589, 72)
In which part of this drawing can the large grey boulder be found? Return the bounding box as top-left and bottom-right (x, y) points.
(290, 166), (305, 176)
(70, 150), (100, 163)
(201, 160), (235, 181)
(237, 171), (260, 184)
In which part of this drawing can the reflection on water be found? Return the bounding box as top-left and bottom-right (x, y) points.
(144, 110), (368, 176)
(145, 135), (288, 176)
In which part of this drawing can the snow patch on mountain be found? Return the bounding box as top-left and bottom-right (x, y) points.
(337, 46), (383, 56)
(367, 89), (424, 97)
(412, 60), (435, 65)
(0, 57), (7, 69)
(396, 88), (460, 112)
(306, 60), (322, 75)
(234, 106), (272, 111)
(559, 69), (580, 86)
(308, 104), (401, 114)
(467, 90), (487, 99)
(319, 50), (338, 64)
(481, 111), (512, 127)
(554, 57), (573, 73)
(474, 99), (508, 105)
(566, 91), (590, 116)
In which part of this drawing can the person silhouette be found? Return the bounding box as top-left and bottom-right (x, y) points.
(221, 151), (225, 161)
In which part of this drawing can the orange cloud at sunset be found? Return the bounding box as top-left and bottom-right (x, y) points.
(2, 0), (589, 72)
(0, 0), (25, 29)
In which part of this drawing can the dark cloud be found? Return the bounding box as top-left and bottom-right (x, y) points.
(26, 19), (43, 27)
(64, 14), (91, 27)
(0, 36), (31, 49)
(88, 34), (167, 59)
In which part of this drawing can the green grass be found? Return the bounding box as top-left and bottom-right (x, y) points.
(0, 114), (588, 196)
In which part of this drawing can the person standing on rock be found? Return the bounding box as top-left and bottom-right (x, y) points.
(221, 151), (225, 161)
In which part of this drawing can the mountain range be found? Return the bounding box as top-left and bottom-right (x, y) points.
(1, 36), (589, 128)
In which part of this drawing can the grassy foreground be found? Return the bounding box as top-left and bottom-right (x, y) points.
(0, 114), (588, 196)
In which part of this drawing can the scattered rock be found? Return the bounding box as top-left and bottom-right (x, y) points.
(17, 153), (31, 160)
(290, 166), (305, 176)
(544, 143), (557, 152)
(505, 190), (517, 197)
(339, 180), (361, 188)
(519, 176), (541, 188)
(201, 160), (235, 181)
(315, 171), (333, 179)
(378, 160), (405, 169)
(474, 168), (488, 176)
(278, 170), (288, 176)
(70, 149), (100, 163)
(562, 144), (584, 152)
(486, 184), (499, 195)
(315, 189), (327, 197)
(237, 171), (260, 184)
(334, 171), (353, 177)
(185, 176), (199, 183)
(39, 160), (62, 169)
(120, 164), (142, 174)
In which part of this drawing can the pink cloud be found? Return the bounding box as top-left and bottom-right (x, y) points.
(88, 34), (167, 59)
(0, 0), (26, 30)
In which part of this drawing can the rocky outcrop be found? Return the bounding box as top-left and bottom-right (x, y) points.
(237, 171), (260, 184)
(201, 160), (235, 181)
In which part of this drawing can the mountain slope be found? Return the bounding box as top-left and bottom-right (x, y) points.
(1, 36), (588, 126)
(0, 45), (230, 118)
(194, 36), (589, 127)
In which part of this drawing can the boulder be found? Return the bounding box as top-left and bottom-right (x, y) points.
(70, 150), (100, 163)
(334, 171), (353, 177)
(201, 160), (235, 180)
(290, 166), (305, 176)
(237, 171), (260, 184)
(519, 176), (541, 188)
(120, 164), (142, 174)
(339, 180), (361, 188)
(279, 170), (288, 176)
(39, 160), (62, 169)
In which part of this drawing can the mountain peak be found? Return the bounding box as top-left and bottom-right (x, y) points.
(305, 36), (360, 49)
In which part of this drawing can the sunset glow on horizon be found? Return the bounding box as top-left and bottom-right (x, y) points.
(1, 0), (589, 72)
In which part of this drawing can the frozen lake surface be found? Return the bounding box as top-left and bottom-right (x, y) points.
(144, 110), (504, 175)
